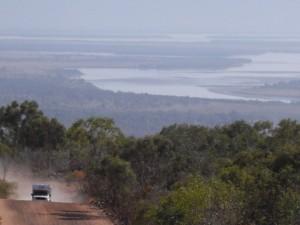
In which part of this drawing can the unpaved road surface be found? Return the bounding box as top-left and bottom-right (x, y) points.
(0, 199), (114, 225)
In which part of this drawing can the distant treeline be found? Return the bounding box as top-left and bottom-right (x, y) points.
(0, 100), (299, 225)
(1, 72), (300, 137)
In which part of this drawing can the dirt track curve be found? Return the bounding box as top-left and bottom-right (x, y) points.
(0, 199), (114, 225)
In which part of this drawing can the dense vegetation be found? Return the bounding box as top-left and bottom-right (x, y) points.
(0, 101), (299, 225)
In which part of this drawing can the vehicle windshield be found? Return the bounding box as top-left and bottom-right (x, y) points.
(32, 190), (49, 196)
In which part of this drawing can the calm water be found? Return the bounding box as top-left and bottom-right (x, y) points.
(80, 53), (300, 103)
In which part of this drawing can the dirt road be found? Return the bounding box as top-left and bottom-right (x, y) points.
(0, 199), (114, 225)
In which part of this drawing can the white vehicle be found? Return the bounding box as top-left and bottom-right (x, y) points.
(31, 184), (52, 201)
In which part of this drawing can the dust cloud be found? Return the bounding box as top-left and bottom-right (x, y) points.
(4, 164), (86, 203)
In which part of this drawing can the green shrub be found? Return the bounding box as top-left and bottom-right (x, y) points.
(0, 180), (15, 198)
(151, 177), (244, 225)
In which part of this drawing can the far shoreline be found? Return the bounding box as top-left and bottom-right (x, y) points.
(77, 67), (293, 104)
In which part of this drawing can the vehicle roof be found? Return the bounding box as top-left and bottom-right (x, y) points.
(32, 184), (51, 191)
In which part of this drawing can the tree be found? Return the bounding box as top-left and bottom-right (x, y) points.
(87, 156), (137, 224)
(220, 146), (300, 225)
(0, 101), (65, 151)
(160, 124), (215, 177)
(0, 101), (42, 147)
(20, 117), (65, 151)
(272, 119), (300, 147)
(122, 135), (176, 195)
(66, 117), (124, 170)
(151, 177), (243, 225)
(0, 143), (13, 180)
(222, 120), (261, 154)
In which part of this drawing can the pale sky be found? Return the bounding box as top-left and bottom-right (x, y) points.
(1, 0), (300, 35)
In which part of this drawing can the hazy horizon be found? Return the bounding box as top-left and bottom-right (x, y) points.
(1, 0), (300, 36)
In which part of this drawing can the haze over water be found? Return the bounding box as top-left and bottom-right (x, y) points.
(80, 52), (300, 103)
